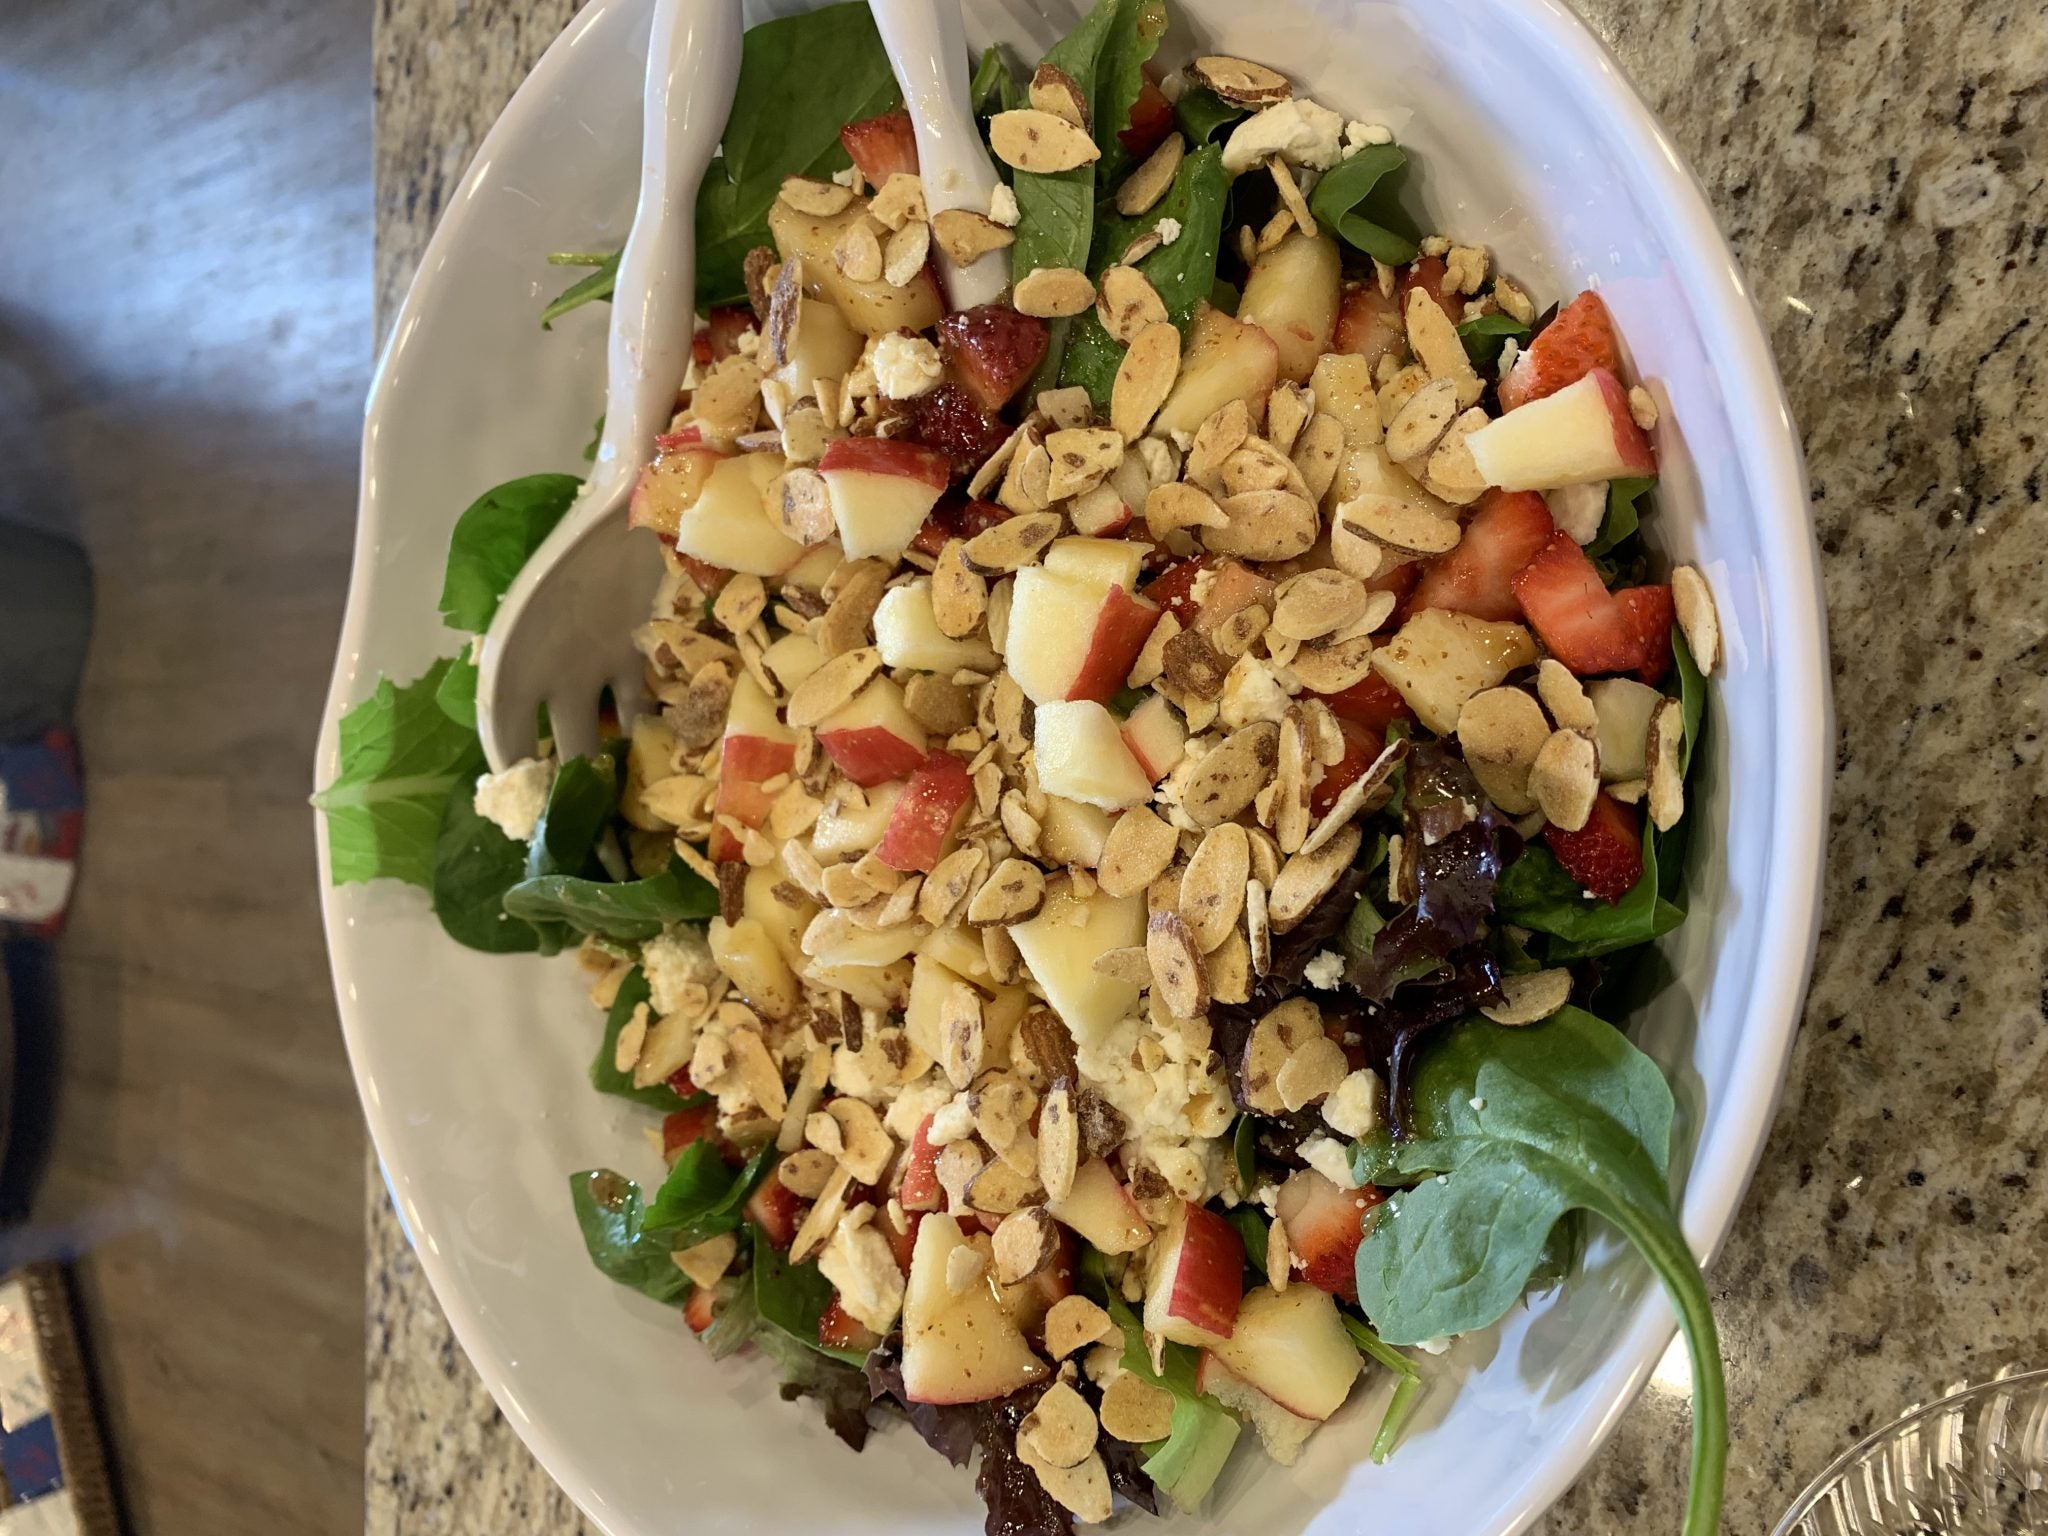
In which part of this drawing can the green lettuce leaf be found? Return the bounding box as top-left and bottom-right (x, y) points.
(588, 967), (700, 1111)
(1495, 834), (1685, 960)
(643, 1140), (773, 1248)
(1456, 311), (1529, 365)
(502, 856), (718, 943)
(438, 473), (582, 633)
(540, 251), (619, 328)
(1307, 144), (1417, 264)
(568, 1169), (689, 1304)
(428, 772), (543, 953)
(1588, 474), (1656, 558)
(752, 1224), (869, 1366)
(1171, 85), (1244, 147)
(1097, 1281), (1239, 1510)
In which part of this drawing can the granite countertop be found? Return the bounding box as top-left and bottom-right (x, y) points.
(364, 2), (2048, 1530)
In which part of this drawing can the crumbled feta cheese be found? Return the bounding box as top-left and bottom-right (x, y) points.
(735, 326), (762, 357)
(640, 926), (718, 1016)
(927, 1095), (976, 1145)
(1544, 481), (1608, 545)
(1469, 1096), (1487, 1113)
(1302, 950), (1346, 990)
(831, 164), (861, 189)
(1299, 1134), (1361, 1190)
(1496, 334), (1521, 380)
(1322, 1068), (1384, 1139)
(872, 332), (943, 400)
(1414, 1335), (1455, 1356)
(1154, 217), (1183, 245)
(472, 757), (553, 842)
(989, 183), (1020, 227)
(1342, 119), (1394, 155)
(818, 1221), (905, 1334)
(1221, 99), (1346, 175)
(1219, 654), (1293, 729)
(1159, 71), (1186, 104)
(883, 1070), (954, 1141)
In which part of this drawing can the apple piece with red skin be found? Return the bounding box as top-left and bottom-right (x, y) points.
(938, 304), (1050, 412)
(1274, 1168), (1386, 1300)
(1396, 254), (1460, 325)
(875, 751), (974, 872)
(1044, 1157), (1151, 1254)
(1410, 489), (1557, 624)
(900, 1114), (943, 1213)
(1333, 281), (1403, 369)
(709, 674), (797, 861)
(1511, 529), (1649, 676)
(1191, 561), (1275, 634)
(745, 1176), (807, 1251)
(1139, 555), (1210, 626)
(841, 110), (919, 183)
(672, 452), (812, 576)
(683, 1286), (719, 1334)
(1205, 1282), (1360, 1422)
(883, 1211), (921, 1276)
(629, 439), (727, 540)
(1498, 290), (1624, 413)
(816, 677), (928, 787)
(1034, 700), (1154, 811)
(1004, 566), (1157, 707)
(900, 1213), (1050, 1405)
(1307, 718), (1386, 817)
(997, 1223), (1077, 1341)
(1316, 671), (1416, 734)
(1143, 1198), (1245, 1347)
(1466, 367), (1656, 491)
(1154, 303), (1282, 437)
(1544, 789), (1645, 903)
(1118, 76), (1175, 159)
(820, 1296), (882, 1355)
(1067, 587), (1161, 704)
(1121, 693), (1187, 782)
(819, 437), (953, 562)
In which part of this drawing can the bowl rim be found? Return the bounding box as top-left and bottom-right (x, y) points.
(323, 0), (1830, 1530)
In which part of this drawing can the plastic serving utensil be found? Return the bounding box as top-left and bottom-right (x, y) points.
(870, 0), (1008, 310)
(476, 0), (742, 771)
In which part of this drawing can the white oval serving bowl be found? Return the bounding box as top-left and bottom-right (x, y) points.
(318, 2), (1829, 1533)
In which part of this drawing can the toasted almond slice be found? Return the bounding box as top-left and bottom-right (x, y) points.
(1097, 264), (1168, 345)
(1274, 707), (1313, 853)
(1187, 398), (1251, 489)
(730, 1028), (787, 1117)
(1302, 737), (1406, 856)
(966, 1157), (1038, 1215)
(785, 646), (881, 728)
(1267, 155), (1316, 237)
(1265, 382), (1312, 457)
(1608, 776), (1647, 804)
(1014, 264), (1099, 318)
(1099, 1373), (1175, 1442)
(967, 857), (1047, 925)
(1457, 686), (1550, 816)
(940, 981), (986, 1089)
(1219, 436), (1306, 497)
(1403, 287), (1482, 406)
(1242, 996), (1318, 1112)
(1116, 131), (1185, 215)
(1289, 413), (1344, 504)
(1045, 1294), (1114, 1362)
(1188, 55), (1293, 107)
(992, 1207), (1061, 1286)
(832, 217), (883, 282)
(673, 1230), (739, 1288)
(1180, 823), (1251, 953)
(1287, 632), (1377, 695)
(1425, 407), (1491, 505)
(1183, 720), (1281, 828)
(1207, 926), (1252, 1004)
(805, 1108), (845, 1157)
(1161, 627), (1230, 700)
(1329, 515), (1389, 583)
(828, 1096), (895, 1185)
(1098, 805), (1179, 898)
(990, 109), (1103, 173)
(1274, 569), (1369, 642)
(868, 172), (927, 230)
(819, 560), (889, 658)
(934, 1141), (985, 1211)
(1037, 386), (1095, 429)
(1265, 1215), (1292, 1292)
(1276, 1035), (1348, 1111)
(931, 539), (988, 638)
(1268, 822), (1362, 933)
(1145, 480), (1229, 537)
(1384, 375), (1461, 464)
(1536, 658), (1599, 732)
(1111, 322), (1181, 443)
(1339, 494), (1462, 557)
(777, 1146), (836, 1197)
(779, 175), (855, 216)
(1019, 1441), (1112, 1524)
(1147, 910), (1210, 1020)
(998, 432), (1056, 513)
(931, 208), (1016, 268)
(789, 1164), (853, 1263)
(1482, 968), (1574, 1026)
(1672, 564), (1721, 672)
(772, 466), (835, 546)
(1038, 1078), (1081, 1201)
(1246, 878), (1272, 975)
(961, 510), (1061, 574)
(884, 218), (931, 288)
(1092, 945), (1153, 986)
(1208, 490), (1319, 561)
(1530, 728), (1600, 832)
(1646, 696), (1685, 832)
(967, 420), (1028, 499)
(1044, 426), (1125, 501)
(1028, 62), (1091, 128)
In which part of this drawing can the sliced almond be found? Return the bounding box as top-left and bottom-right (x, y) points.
(1038, 1079), (1081, 1201)
(968, 421), (1028, 499)
(1267, 155), (1316, 237)
(1265, 382), (1312, 457)
(828, 1096), (895, 1185)
(883, 219), (931, 288)
(1207, 926), (1252, 1004)
(1287, 632), (1377, 695)
(1020, 1439), (1112, 1524)
(934, 1141), (985, 1212)
(1481, 968), (1574, 1026)
(773, 466), (835, 546)
(1424, 407), (1491, 505)
(961, 510), (1061, 575)
(967, 857), (1047, 925)
(940, 981), (986, 1089)
(1098, 806), (1180, 898)
(1097, 265), (1169, 345)
(1099, 1373), (1174, 1442)
(1161, 627), (1230, 700)
(1092, 945), (1153, 986)
(1529, 728), (1600, 832)
(1273, 707), (1312, 853)
(1116, 131), (1185, 216)
(790, 1164), (853, 1263)
(931, 208), (1016, 269)
(1028, 62), (1091, 129)
(1292, 413), (1346, 504)
(1672, 564), (1721, 672)
(868, 173), (927, 230)
(1329, 515), (1390, 582)
(1403, 287), (1482, 407)
(1302, 736), (1406, 856)
(832, 217), (883, 283)
(1183, 720), (1281, 828)
(1187, 399), (1251, 490)
(991, 109), (1103, 173)
(1265, 1216), (1292, 1292)
(1646, 696), (1685, 832)
(785, 646), (881, 728)
(1145, 479), (1229, 537)
(1014, 264), (1098, 319)
(1339, 494), (1461, 557)
(1188, 55), (1293, 107)
(1207, 490), (1318, 561)
(1111, 322), (1182, 443)
(1180, 823), (1251, 953)
(1219, 437), (1307, 498)
(1147, 910), (1210, 1019)
(673, 1230), (739, 1288)
(932, 539), (988, 638)
(992, 1207), (1061, 1286)
(1536, 658), (1600, 733)
(1037, 386), (1096, 429)
(1044, 426), (1125, 501)
(1383, 375), (1460, 464)
(776, 1146), (836, 1198)
(1268, 822), (1362, 933)
(1246, 878), (1272, 975)
(1276, 1035), (1348, 1111)
(1608, 776), (1647, 804)
(1457, 686), (1551, 816)
(965, 1157), (1037, 1215)
(779, 175), (854, 217)
(1242, 997), (1321, 1113)
(1274, 569), (1369, 643)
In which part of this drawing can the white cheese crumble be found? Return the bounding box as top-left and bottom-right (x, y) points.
(472, 757), (553, 842)
(1154, 217), (1183, 245)
(1322, 1069), (1383, 1139)
(1221, 99), (1346, 175)
(640, 927), (719, 1016)
(1302, 949), (1346, 990)
(1545, 481), (1609, 545)
(1414, 1335), (1455, 1356)
(1342, 120), (1394, 155)
(989, 183), (1021, 227)
(1299, 1134), (1361, 1190)
(871, 332), (943, 399)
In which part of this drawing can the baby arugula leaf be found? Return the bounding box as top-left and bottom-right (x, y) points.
(502, 855), (718, 943)
(540, 250), (619, 328)
(1588, 474), (1656, 558)
(589, 968), (699, 1111)
(429, 773), (544, 953)
(1340, 1315), (1424, 1464)
(439, 473), (582, 634)
(315, 657), (483, 890)
(568, 1168), (690, 1304)
(1355, 1008), (1726, 1536)
(1308, 143), (1418, 264)
(692, 3), (902, 307)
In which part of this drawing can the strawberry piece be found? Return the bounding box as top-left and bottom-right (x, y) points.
(899, 1114), (943, 1212)
(884, 1211), (921, 1275)
(1309, 719), (1386, 816)
(909, 383), (1013, 479)
(1139, 555), (1210, 626)
(1511, 529), (1645, 676)
(1333, 282), (1403, 367)
(819, 1296), (882, 1355)
(1543, 790), (1644, 903)
(911, 494), (1010, 558)
(1397, 255), (1459, 324)
(1498, 291), (1623, 413)
(840, 111), (919, 184)
(691, 305), (758, 367)
(745, 1176), (807, 1250)
(664, 1066), (699, 1097)
(1410, 490), (1556, 622)
(1317, 671), (1416, 734)
(1275, 1169), (1387, 1302)
(661, 1103), (720, 1161)
(938, 304), (1050, 411)
(1618, 584), (1676, 684)
(683, 1285), (719, 1333)
(1118, 77), (1175, 159)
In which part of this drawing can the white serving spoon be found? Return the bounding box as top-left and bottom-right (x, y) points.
(476, 0), (742, 771)
(870, 0), (1009, 310)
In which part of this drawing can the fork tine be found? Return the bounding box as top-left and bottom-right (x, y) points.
(547, 690), (601, 763)
(478, 683), (540, 769)
(611, 666), (650, 740)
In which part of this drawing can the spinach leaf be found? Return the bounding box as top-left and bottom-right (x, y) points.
(1673, 625), (1705, 774)
(969, 44), (1013, 115)
(1231, 1113), (1257, 1192)
(1341, 1315), (1423, 1464)
(429, 771), (543, 953)
(1010, 0), (1129, 288)
(1172, 85), (1245, 147)
(644, 1140), (772, 1247)
(502, 856), (718, 942)
(433, 651), (478, 729)
(438, 473), (582, 633)
(1456, 311), (1529, 366)
(692, 3), (902, 307)
(1089, 0), (1168, 187)
(752, 1224), (869, 1366)
(540, 251), (619, 328)
(525, 753), (617, 882)
(1098, 1284), (1239, 1510)
(589, 968), (698, 1110)
(582, 413), (604, 463)
(1354, 1008), (1725, 1536)
(1308, 144), (1418, 264)
(1588, 474), (1656, 558)
(568, 1169), (689, 1304)
(1496, 836), (1684, 960)
(315, 657), (483, 890)
(1224, 1205), (1269, 1277)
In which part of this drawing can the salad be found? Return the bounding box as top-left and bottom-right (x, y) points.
(319, 3), (1733, 1532)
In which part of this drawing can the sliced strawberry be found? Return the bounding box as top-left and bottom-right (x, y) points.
(1511, 529), (1644, 676)
(819, 1296), (882, 1355)
(1410, 490), (1555, 622)
(899, 1114), (943, 1212)
(938, 305), (1050, 412)
(1498, 290), (1623, 413)
(1192, 561), (1274, 633)
(1309, 719), (1386, 816)
(664, 1065), (699, 1098)
(1275, 1169), (1386, 1302)
(1118, 76), (1175, 159)
(840, 110), (919, 184)
(745, 1175), (807, 1251)
(661, 1103), (721, 1162)
(1397, 255), (1459, 324)
(911, 494), (1011, 558)
(1333, 282), (1403, 368)
(1317, 671), (1416, 734)
(1543, 791), (1644, 903)
(1618, 584), (1676, 684)
(692, 305), (758, 367)
(909, 383), (1012, 479)
(884, 1210), (921, 1275)
(1138, 555), (1210, 626)
(683, 1285), (719, 1333)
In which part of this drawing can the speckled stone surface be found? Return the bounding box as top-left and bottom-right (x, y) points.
(365, 2), (2048, 1531)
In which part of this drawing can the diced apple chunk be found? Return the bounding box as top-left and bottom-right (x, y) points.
(1045, 1157), (1152, 1254)
(816, 677), (927, 786)
(1009, 880), (1146, 1049)
(1464, 367), (1656, 490)
(1044, 536), (1146, 592)
(1369, 609), (1539, 735)
(672, 451), (810, 576)
(1004, 567), (1159, 706)
(874, 579), (1002, 673)
(1034, 700), (1153, 810)
(1205, 1283), (1359, 1422)
(1143, 1199), (1245, 1346)
(1121, 694), (1187, 782)
(769, 199), (946, 337)
(1588, 677), (1662, 781)
(820, 438), (952, 561)
(1238, 230), (1342, 384)
(1196, 1355), (1319, 1465)
(901, 1214), (1050, 1404)
(1155, 304), (1283, 437)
